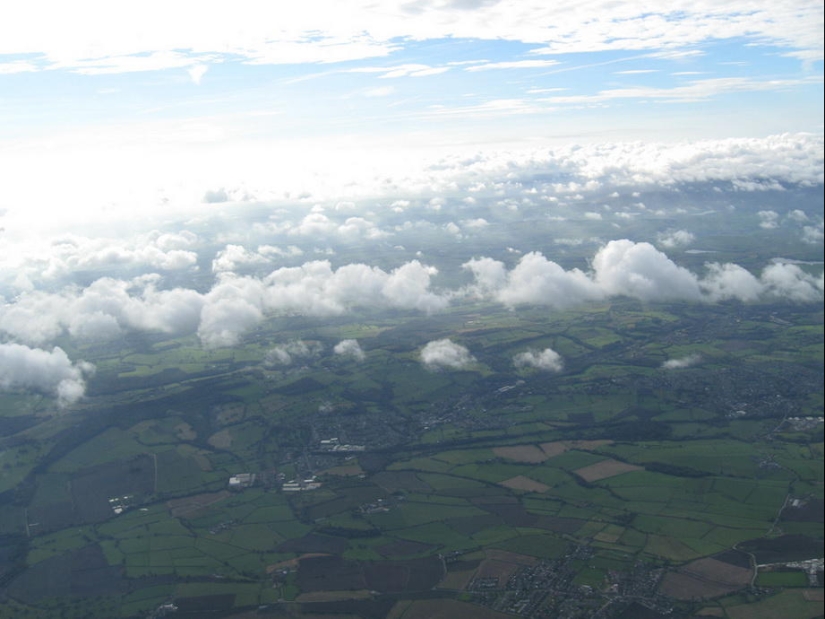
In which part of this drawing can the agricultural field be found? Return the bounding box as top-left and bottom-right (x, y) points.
(0, 296), (822, 619)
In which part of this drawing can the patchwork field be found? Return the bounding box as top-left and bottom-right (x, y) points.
(0, 298), (821, 619)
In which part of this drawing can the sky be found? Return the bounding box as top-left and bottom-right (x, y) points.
(1, 0), (823, 229)
(0, 1), (823, 405)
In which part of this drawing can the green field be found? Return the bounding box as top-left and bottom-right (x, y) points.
(0, 297), (821, 619)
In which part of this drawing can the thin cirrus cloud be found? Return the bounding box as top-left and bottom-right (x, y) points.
(2, 1), (821, 72)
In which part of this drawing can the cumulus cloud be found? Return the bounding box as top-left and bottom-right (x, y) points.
(212, 244), (271, 273)
(333, 339), (366, 361)
(197, 259), (449, 347)
(0, 255), (453, 349)
(265, 340), (323, 366)
(420, 339), (475, 371)
(760, 262), (824, 302)
(513, 348), (563, 372)
(0, 232), (198, 292)
(758, 210), (780, 229)
(464, 252), (601, 308)
(801, 222), (824, 244)
(0, 344), (94, 406)
(1, 239), (820, 354)
(0, 275), (205, 346)
(657, 229), (695, 249)
(592, 240), (704, 301)
(662, 354), (701, 369)
(464, 240), (823, 310)
(700, 263), (764, 302)
(258, 245), (304, 258)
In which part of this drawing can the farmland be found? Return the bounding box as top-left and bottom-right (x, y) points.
(0, 293), (822, 619)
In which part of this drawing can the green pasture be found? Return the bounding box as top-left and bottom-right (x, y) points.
(492, 532), (568, 559)
(393, 522), (477, 551)
(50, 427), (160, 473)
(26, 526), (97, 565)
(724, 589), (825, 619)
(0, 441), (53, 494)
(755, 570), (810, 587)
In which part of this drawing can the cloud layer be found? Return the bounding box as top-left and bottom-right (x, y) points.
(1, 240), (821, 355)
(3, 1), (821, 73)
(464, 241), (824, 309)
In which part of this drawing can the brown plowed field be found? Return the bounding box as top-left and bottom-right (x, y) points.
(574, 459), (643, 482)
(493, 444), (548, 463)
(659, 557), (751, 600)
(500, 475), (550, 493)
(166, 490), (231, 517)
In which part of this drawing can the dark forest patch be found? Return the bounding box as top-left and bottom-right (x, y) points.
(276, 533), (348, 555)
(0, 415), (39, 437)
(6, 544), (123, 603)
(296, 555), (443, 594)
(275, 377), (325, 396)
(782, 498), (824, 522)
(446, 514), (505, 536)
(371, 471), (432, 493)
(300, 597), (397, 619)
(376, 539), (436, 558)
(175, 593), (235, 613)
(739, 535), (825, 564)
(714, 549), (753, 569)
(297, 555), (367, 592)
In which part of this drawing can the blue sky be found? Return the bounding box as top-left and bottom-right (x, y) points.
(0, 1), (822, 229)
(0, 1), (823, 403)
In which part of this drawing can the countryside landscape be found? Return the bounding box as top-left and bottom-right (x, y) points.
(1, 2), (823, 617)
(0, 179), (822, 619)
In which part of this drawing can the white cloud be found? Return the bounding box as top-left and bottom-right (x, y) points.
(513, 348), (563, 372)
(760, 262), (824, 302)
(347, 63), (440, 78)
(657, 229), (695, 248)
(700, 263), (764, 302)
(265, 340), (323, 366)
(464, 240), (823, 310)
(461, 218), (490, 229)
(801, 222), (824, 244)
(542, 77), (822, 106)
(592, 240), (703, 302)
(333, 339), (366, 361)
(0, 343), (94, 406)
(758, 210), (780, 229)
(420, 339), (476, 371)
(466, 59), (561, 71)
(662, 354), (701, 370)
(258, 245), (304, 258)
(2, 1), (820, 75)
(489, 252), (603, 308)
(364, 85), (395, 97)
(787, 209), (809, 222)
(188, 63), (208, 84)
(0, 233), (198, 292)
(212, 244), (271, 273)
(0, 275), (205, 346)
(196, 259), (449, 347)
